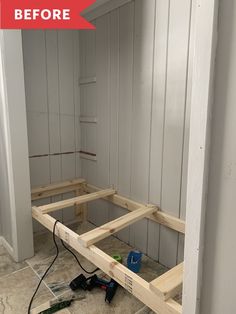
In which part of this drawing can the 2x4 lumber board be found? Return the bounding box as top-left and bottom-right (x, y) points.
(31, 178), (86, 201)
(32, 207), (182, 314)
(83, 184), (185, 234)
(79, 205), (157, 247)
(39, 189), (116, 214)
(150, 263), (183, 301)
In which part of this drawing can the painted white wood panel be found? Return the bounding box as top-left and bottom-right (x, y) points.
(29, 156), (50, 188)
(23, 30), (79, 228)
(109, 9), (119, 189)
(108, 8), (130, 242)
(50, 155), (62, 183)
(60, 115), (75, 152)
(148, 0), (170, 261)
(80, 84), (97, 117)
(95, 14), (110, 189)
(58, 31), (75, 116)
(48, 113), (60, 154)
(45, 31), (60, 114)
(87, 14), (111, 226)
(27, 112), (49, 156)
(129, 0), (156, 253)
(22, 31), (47, 113)
(118, 2), (134, 197)
(159, 0), (191, 268)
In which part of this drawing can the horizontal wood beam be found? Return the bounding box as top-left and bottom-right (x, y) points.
(79, 205), (157, 247)
(31, 178), (86, 201)
(150, 263), (183, 301)
(83, 184), (185, 234)
(39, 189), (116, 214)
(32, 207), (182, 314)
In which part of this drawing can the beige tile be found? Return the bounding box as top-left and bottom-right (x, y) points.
(27, 227), (98, 296)
(0, 244), (27, 278)
(135, 306), (155, 314)
(0, 267), (53, 314)
(67, 287), (144, 314)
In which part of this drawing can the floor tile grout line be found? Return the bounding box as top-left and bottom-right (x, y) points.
(26, 260), (58, 299)
(0, 265), (30, 280)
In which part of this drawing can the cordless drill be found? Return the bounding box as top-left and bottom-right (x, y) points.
(70, 274), (119, 303)
(88, 274), (118, 303)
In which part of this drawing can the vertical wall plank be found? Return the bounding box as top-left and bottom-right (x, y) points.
(148, 0), (170, 261)
(89, 14), (110, 225)
(22, 31), (47, 113)
(109, 9), (130, 242)
(159, 0), (191, 268)
(45, 31), (60, 114)
(95, 14), (110, 189)
(109, 9), (119, 189)
(23, 30), (79, 229)
(129, 0), (156, 253)
(118, 2), (134, 198)
(58, 31), (75, 116)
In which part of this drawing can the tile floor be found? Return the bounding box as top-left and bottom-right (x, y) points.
(0, 222), (169, 314)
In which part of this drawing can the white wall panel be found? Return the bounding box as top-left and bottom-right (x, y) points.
(148, 0), (170, 261)
(45, 31), (60, 114)
(29, 156), (50, 187)
(95, 14), (110, 190)
(109, 9), (119, 189)
(129, 0), (156, 253)
(117, 2), (134, 197)
(50, 155), (62, 183)
(60, 115), (75, 152)
(48, 113), (60, 154)
(22, 31), (47, 113)
(58, 31), (75, 116)
(61, 153), (76, 180)
(79, 0), (192, 266)
(23, 30), (80, 228)
(159, 0), (191, 267)
(27, 112), (49, 156)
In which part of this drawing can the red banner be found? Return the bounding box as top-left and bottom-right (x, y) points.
(0, 0), (96, 29)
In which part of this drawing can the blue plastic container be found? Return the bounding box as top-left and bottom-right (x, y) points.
(127, 251), (142, 273)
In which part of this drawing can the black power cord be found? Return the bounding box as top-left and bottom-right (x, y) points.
(28, 220), (98, 314)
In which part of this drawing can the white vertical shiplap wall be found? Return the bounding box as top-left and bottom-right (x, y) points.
(159, 0), (192, 267)
(22, 30), (80, 231)
(79, 0), (192, 266)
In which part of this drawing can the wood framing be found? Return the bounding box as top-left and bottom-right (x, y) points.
(150, 263), (183, 301)
(83, 184), (185, 234)
(31, 178), (184, 314)
(31, 178), (86, 201)
(78, 205), (157, 247)
(39, 188), (116, 214)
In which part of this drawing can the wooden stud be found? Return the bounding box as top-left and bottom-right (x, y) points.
(31, 178), (85, 201)
(83, 183), (185, 234)
(78, 205), (157, 247)
(31, 179), (185, 234)
(75, 188), (84, 223)
(39, 188), (116, 214)
(32, 207), (182, 314)
(150, 263), (183, 301)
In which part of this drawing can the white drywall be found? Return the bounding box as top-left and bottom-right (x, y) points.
(79, 0), (192, 267)
(201, 1), (236, 313)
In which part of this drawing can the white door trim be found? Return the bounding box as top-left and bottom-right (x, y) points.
(183, 1), (219, 313)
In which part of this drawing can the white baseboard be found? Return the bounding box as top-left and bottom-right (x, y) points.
(0, 236), (14, 257)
